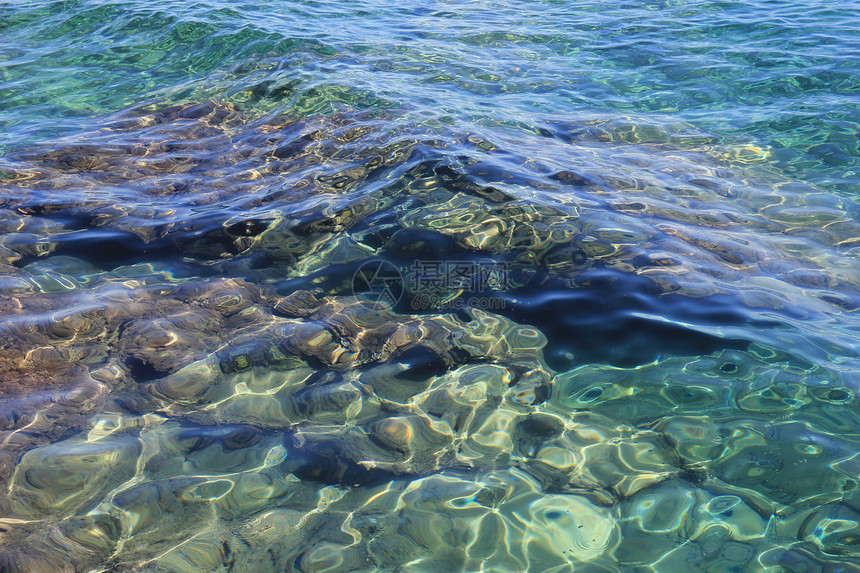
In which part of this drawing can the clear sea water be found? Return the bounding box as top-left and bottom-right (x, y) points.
(1, 0), (860, 571)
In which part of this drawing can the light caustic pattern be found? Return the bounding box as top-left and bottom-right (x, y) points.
(1, 2), (860, 569)
(0, 99), (857, 572)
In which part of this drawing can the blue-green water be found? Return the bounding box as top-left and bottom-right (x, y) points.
(3, 0), (860, 195)
(1, 1), (860, 571)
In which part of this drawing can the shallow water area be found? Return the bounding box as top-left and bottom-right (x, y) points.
(1, 0), (860, 572)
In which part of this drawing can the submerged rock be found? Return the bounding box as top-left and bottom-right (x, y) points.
(4, 434), (141, 518)
(0, 99), (859, 571)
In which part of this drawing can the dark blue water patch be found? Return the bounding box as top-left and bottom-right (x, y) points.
(382, 227), (468, 267)
(7, 230), (149, 272)
(286, 438), (399, 487)
(498, 270), (754, 369)
(46, 229), (151, 268)
(383, 344), (448, 381)
(11, 230), (211, 284)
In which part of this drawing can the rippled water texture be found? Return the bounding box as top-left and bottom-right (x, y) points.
(1, 1), (860, 572)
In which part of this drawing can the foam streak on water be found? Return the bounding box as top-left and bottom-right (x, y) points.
(1, 1), (860, 572)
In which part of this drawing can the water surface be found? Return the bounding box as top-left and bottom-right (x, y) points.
(1, 0), (860, 571)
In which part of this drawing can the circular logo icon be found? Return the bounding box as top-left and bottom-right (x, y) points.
(351, 259), (404, 310)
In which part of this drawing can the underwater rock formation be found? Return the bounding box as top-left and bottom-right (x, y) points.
(0, 100), (859, 571)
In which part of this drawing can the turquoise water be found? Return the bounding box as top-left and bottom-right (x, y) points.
(3, 0), (860, 194)
(1, 0), (860, 571)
